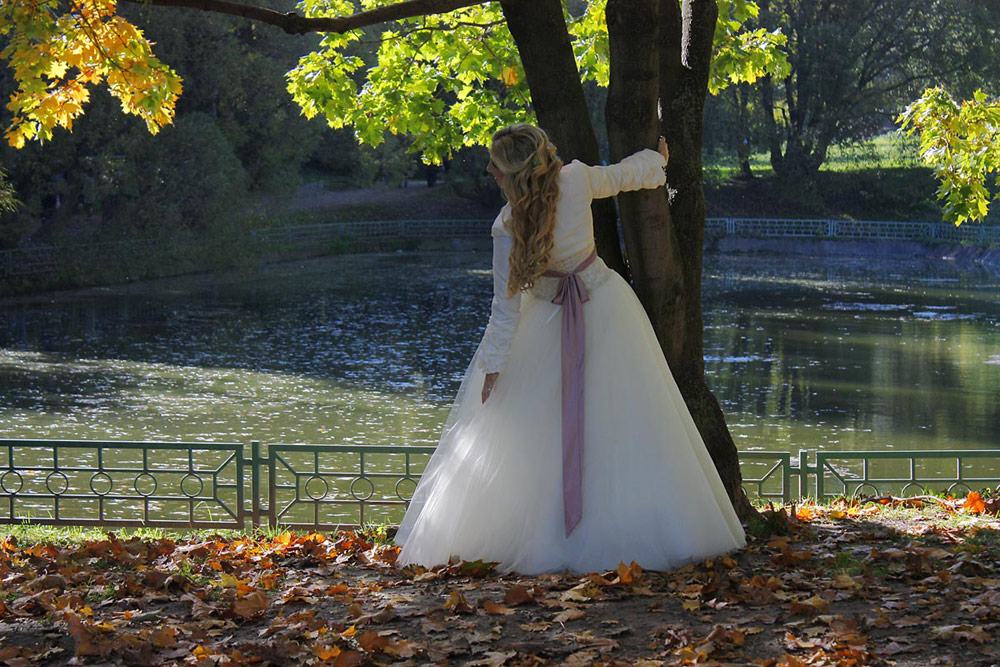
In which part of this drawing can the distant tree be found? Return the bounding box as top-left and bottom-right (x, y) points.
(755, 0), (994, 180)
(0, 4), (328, 248)
(0, 165), (16, 215)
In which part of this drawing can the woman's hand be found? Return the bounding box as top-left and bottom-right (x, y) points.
(657, 136), (670, 166)
(482, 372), (499, 403)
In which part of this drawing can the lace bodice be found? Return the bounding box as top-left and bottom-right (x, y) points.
(528, 253), (613, 303)
(477, 148), (667, 374)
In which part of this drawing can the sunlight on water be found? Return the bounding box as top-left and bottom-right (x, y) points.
(2, 251), (1000, 456)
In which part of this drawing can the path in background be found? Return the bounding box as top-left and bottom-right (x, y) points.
(285, 178), (498, 220)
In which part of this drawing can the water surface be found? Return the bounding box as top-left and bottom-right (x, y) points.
(3, 251), (999, 455)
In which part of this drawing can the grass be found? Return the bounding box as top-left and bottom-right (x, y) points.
(701, 131), (951, 221)
(704, 131), (923, 179)
(0, 520), (398, 548)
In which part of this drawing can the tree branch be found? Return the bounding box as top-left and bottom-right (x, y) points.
(122, 0), (490, 34)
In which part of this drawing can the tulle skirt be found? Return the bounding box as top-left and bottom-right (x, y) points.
(395, 268), (746, 574)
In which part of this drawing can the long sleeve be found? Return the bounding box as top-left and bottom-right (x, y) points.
(578, 148), (667, 199)
(477, 229), (522, 374)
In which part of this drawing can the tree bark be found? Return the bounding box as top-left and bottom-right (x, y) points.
(733, 83), (753, 179)
(604, 0), (680, 325)
(658, 0), (754, 519)
(500, 0), (627, 279)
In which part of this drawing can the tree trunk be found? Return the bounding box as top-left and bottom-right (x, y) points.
(658, 0), (754, 519)
(500, 0), (627, 280)
(604, 0), (753, 520)
(733, 83), (753, 179)
(604, 0), (680, 326)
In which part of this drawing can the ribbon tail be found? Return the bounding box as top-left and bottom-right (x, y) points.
(561, 277), (586, 537)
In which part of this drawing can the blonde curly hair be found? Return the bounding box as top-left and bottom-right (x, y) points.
(490, 123), (563, 297)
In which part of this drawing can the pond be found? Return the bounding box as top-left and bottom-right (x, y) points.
(2, 250), (999, 456)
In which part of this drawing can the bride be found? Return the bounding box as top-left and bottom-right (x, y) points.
(395, 123), (745, 574)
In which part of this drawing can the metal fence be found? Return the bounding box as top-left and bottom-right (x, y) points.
(741, 448), (1000, 502)
(704, 217), (1000, 244)
(2, 439), (998, 531)
(0, 439), (434, 531)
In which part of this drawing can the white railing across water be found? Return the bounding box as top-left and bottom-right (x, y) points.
(4, 217), (999, 280)
(704, 217), (1000, 244)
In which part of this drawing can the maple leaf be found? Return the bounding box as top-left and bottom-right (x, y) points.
(150, 626), (178, 649)
(232, 590), (268, 619)
(832, 573), (862, 590)
(963, 491), (986, 514)
(789, 594), (830, 616)
(312, 644), (342, 660)
(520, 621), (551, 632)
(554, 607), (586, 623)
(503, 585), (535, 606)
(332, 648), (364, 666)
(384, 638), (420, 658)
(444, 590), (474, 614)
(65, 611), (112, 658)
(468, 651), (517, 667)
(796, 504), (818, 521)
(359, 629), (389, 652)
(617, 560), (643, 584)
(482, 599), (516, 616)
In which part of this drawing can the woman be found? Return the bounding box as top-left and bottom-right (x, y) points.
(395, 124), (745, 574)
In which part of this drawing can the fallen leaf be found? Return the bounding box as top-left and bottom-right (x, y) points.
(312, 644), (342, 660)
(963, 491), (986, 514)
(359, 629), (389, 653)
(232, 590), (268, 618)
(503, 586), (535, 606)
(554, 608), (586, 623)
(789, 595), (830, 616)
(617, 561), (643, 584)
(444, 590), (474, 614)
(520, 621), (551, 632)
(467, 650), (516, 666)
(482, 599), (516, 615)
(832, 573), (862, 590)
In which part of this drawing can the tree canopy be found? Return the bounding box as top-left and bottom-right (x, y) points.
(1, 0), (786, 161)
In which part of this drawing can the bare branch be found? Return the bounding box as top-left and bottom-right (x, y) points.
(357, 18), (503, 43)
(122, 0), (491, 35)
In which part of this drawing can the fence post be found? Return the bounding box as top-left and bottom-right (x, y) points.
(815, 452), (825, 500)
(798, 449), (809, 499)
(250, 441), (262, 528)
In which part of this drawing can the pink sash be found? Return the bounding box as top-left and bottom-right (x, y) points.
(542, 248), (598, 537)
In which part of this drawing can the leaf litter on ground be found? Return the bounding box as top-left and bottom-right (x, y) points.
(0, 494), (999, 665)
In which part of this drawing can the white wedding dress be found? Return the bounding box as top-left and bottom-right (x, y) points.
(395, 149), (746, 574)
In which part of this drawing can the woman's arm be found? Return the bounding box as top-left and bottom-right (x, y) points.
(580, 138), (670, 199)
(478, 230), (521, 402)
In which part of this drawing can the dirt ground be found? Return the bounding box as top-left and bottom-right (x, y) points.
(1, 500), (999, 666)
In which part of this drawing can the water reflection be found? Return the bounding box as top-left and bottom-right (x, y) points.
(703, 255), (1000, 452)
(2, 251), (1000, 454)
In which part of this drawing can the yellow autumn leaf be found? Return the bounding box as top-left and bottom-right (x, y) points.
(501, 65), (518, 86)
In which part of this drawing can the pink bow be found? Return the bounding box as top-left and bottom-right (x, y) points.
(542, 248), (599, 537)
